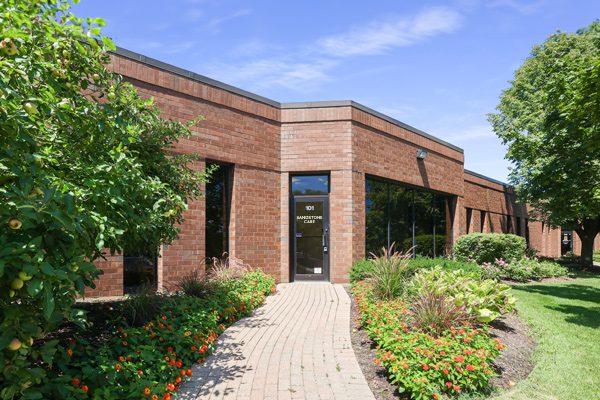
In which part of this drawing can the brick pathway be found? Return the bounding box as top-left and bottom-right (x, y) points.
(178, 283), (375, 400)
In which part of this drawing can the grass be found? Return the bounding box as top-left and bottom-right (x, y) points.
(489, 273), (600, 400)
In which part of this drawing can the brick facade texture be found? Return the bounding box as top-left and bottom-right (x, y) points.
(84, 52), (572, 297)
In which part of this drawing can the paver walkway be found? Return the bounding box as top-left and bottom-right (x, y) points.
(178, 283), (375, 400)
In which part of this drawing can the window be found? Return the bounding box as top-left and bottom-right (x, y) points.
(205, 162), (231, 261)
(123, 246), (157, 294)
(291, 175), (329, 195)
(480, 211), (486, 233)
(365, 179), (388, 255)
(506, 215), (513, 234)
(516, 217), (522, 236)
(365, 177), (452, 257)
(466, 208), (473, 234)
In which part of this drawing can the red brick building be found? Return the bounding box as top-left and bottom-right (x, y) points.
(87, 48), (588, 297)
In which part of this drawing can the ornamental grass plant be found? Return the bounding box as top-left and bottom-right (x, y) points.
(366, 244), (414, 300)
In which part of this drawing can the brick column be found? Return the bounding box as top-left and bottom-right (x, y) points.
(329, 170), (354, 283)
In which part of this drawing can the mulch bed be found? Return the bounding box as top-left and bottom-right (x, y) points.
(344, 286), (537, 399)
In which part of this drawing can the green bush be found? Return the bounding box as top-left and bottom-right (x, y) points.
(453, 233), (527, 264)
(481, 258), (569, 282)
(408, 256), (482, 275)
(20, 269), (275, 399)
(349, 259), (374, 283)
(350, 256), (481, 285)
(402, 234), (446, 257)
(0, 1), (210, 397)
(353, 282), (503, 399)
(409, 267), (516, 322)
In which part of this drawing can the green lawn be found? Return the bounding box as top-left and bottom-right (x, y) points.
(491, 274), (600, 400)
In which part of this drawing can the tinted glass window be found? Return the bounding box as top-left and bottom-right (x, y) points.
(292, 175), (329, 195)
(389, 185), (413, 253)
(206, 163), (231, 261)
(123, 248), (157, 294)
(365, 177), (453, 258)
(365, 179), (388, 256)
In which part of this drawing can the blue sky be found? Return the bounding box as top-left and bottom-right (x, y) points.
(73, 0), (600, 182)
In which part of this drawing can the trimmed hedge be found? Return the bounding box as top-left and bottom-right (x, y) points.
(402, 235), (447, 257)
(349, 257), (481, 284)
(453, 233), (527, 264)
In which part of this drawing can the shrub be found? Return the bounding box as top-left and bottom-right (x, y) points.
(178, 269), (213, 298)
(410, 291), (472, 335)
(349, 259), (374, 283)
(402, 235), (447, 257)
(366, 245), (413, 299)
(481, 258), (569, 282)
(120, 284), (162, 326)
(24, 269), (275, 399)
(453, 233), (527, 264)
(353, 282), (503, 399)
(0, 1), (210, 396)
(208, 253), (249, 281)
(409, 267), (515, 322)
(408, 256), (482, 275)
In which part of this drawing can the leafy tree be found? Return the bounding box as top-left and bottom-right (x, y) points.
(489, 21), (600, 267)
(0, 0), (208, 396)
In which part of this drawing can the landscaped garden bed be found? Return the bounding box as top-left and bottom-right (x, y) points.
(2, 268), (275, 400)
(348, 233), (578, 399)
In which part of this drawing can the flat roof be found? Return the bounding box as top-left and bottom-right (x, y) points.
(464, 169), (509, 187)
(113, 47), (464, 154)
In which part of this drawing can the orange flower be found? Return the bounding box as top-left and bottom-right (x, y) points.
(71, 378), (80, 386)
(152, 395), (158, 400)
(186, 369), (193, 377)
(175, 376), (182, 384)
(144, 387), (151, 396)
(163, 394), (171, 400)
(66, 348), (73, 357)
(115, 363), (122, 371)
(119, 356), (125, 362)
(166, 383), (175, 391)
(81, 385), (88, 393)
(466, 364), (476, 371)
(138, 370), (144, 375)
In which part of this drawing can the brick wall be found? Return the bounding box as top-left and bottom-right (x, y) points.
(86, 254), (124, 297)
(85, 50), (573, 296)
(571, 232), (600, 256)
(461, 172), (560, 258)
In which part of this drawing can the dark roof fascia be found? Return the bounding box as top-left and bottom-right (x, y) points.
(464, 169), (510, 187)
(112, 47), (463, 154)
(282, 100), (463, 153)
(112, 47), (281, 108)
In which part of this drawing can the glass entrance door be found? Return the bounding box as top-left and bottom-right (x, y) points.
(293, 196), (329, 280)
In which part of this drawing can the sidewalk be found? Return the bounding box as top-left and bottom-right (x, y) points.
(178, 283), (375, 400)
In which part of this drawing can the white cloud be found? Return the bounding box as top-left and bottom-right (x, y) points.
(201, 6), (463, 91)
(185, 8), (205, 22)
(316, 7), (463, 57)
(204, 9), (252, 33)
(441, 124), (496, 142)
(205, 57), (336, 91)
(487, 0), (546, 15)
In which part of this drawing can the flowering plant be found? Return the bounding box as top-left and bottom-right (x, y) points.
(17, 270), (275, 399)
(353, 280), (504, 399)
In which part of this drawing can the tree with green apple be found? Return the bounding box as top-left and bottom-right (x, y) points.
(0, 0), (209, 396)
(489, 21), (600, 267)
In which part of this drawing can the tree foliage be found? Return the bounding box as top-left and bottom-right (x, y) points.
(488, 21), (600, 266)
(0, 0), (208, 396)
